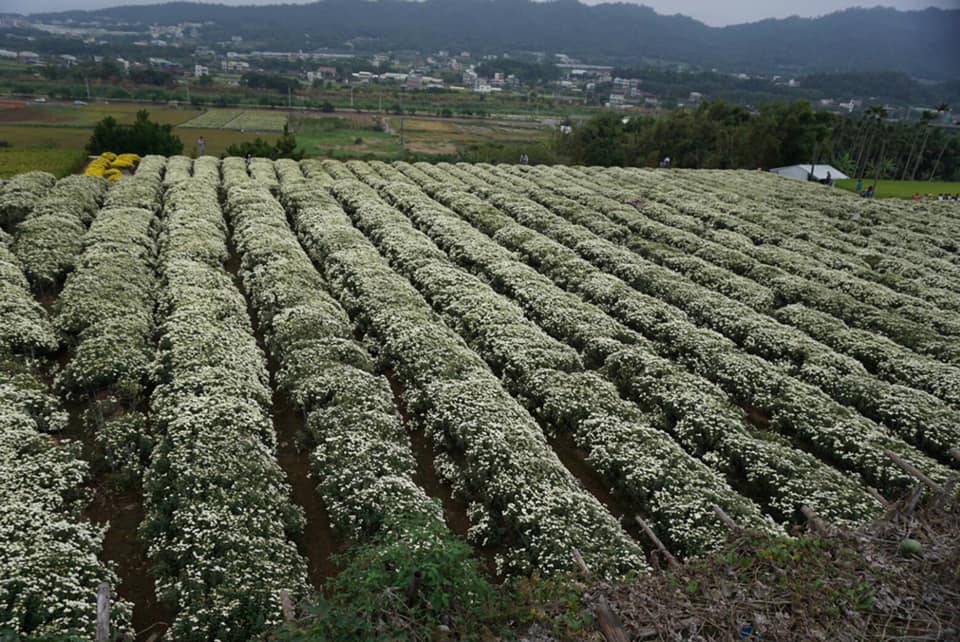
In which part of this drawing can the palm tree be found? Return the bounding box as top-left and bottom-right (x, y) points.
(927, 104), (950, 181)
(856, 106), (887, 179)
(851, 111), (874, 175)
(900, 118), (924, 180)
(909, 107), (943, 180)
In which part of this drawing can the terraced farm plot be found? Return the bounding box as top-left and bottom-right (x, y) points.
(223, 109), (288, 131)
(1, 158), (958, 640)
(178, 108), (244, 128)
(181, 108), (288, 131)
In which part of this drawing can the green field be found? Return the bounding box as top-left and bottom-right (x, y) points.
(0, 147), (87, 178)
(293, 116), (402, 157)
(837, 179), (960, 199)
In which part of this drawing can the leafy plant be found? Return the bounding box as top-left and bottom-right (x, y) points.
(280, 515), (495, 641)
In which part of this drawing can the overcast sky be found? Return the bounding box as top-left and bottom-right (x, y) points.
(4, 0), (958, 26)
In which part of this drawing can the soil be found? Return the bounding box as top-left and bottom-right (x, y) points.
(383, 366), (501, 578)
(60, 391), (173, 640)
(547, 432), (648, 552)
(224, 224), (342, 591)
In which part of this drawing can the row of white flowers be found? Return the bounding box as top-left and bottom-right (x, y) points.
(282, 171), (648, 578)
(691, 172), (960, 308)
(470, 165), (960, 463)
(91, 155), (167, 213)
(12, 175), (106, 290)
(55, 205), (157, 398)
(588, 166), (960, 291)
(362, 176), (783, 557)
(446, 165), (950, 495)
(687, 168), (960, 287)
(162, 155), (194, 186)
(249, 158), (279, 193)
(223, 161), (448, 543)
(54, 173), (163, 485)
(0, 242), (58, 355)
(411, 180), (882, 527)
(0, 170), (56, 230)
(144, 175), (310, 640)
(607, 166), (960, 317)
(774, 303), (960, 409)
(521, 166), (960, 413)
(0, 236), (129, 636)
(565, 167), (960, 363)
(317, 159), (358, 181)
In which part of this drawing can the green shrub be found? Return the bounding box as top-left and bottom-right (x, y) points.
(279, 515), (495, 641)
(86, 110), (183, 156)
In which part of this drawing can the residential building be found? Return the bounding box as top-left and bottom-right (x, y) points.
(221, 60), (250, 72)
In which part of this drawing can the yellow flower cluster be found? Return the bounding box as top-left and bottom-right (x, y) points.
(84, 152), (141, 181)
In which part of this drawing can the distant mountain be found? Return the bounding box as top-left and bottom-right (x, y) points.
(30, 0), (960, 80)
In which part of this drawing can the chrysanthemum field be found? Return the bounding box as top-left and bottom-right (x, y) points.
(1, 157), (958, 640)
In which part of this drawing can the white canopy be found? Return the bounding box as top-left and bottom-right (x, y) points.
(769, 164), (849, 181)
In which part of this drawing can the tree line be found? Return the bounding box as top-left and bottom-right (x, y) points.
(555, 100), (960, 181)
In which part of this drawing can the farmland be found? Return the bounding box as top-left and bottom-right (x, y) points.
(1, 158), (959, 640)
(0, 101), (552, 172)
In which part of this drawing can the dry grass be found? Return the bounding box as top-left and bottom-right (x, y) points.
(575, 485), (960, 641)
(0, 103), (200, 127)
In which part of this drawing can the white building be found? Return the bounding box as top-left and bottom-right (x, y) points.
(221, 60), (250, 72)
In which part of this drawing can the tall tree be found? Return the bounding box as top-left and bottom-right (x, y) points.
(909, 109), (937, 180)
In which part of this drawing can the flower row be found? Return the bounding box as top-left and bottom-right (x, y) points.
(404, 178), (882, 527)
(223, 163), (448, 543)
(468, 165), (960, 463)
(162, 155), (194, 186)
(101, 156), (165, 212)
(54, 165), (164, 482)
(0, 170), (56, 230)
(446, 166), (950, 494)
(284, 173), (647, 578)
(249, 157), (279, 192)
(12, 174), (106, 290)
(0, 241), (58, 355)
(362, 175), (783, 557)
(143, 176), (309, 640)
(0, 238), (129, 637)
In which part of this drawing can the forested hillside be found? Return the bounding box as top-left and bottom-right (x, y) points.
(32, 1), (960, 79)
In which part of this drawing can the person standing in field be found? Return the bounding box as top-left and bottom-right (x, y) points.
(197, 136), (206, 156)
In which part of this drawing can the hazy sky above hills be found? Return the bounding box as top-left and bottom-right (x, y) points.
(4, 0), (957, 26)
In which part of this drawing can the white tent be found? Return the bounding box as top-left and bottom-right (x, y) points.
(769, 164), (849, 181)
